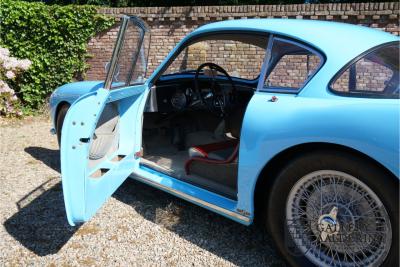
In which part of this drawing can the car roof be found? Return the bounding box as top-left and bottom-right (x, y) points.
(190, 19), (399, 59)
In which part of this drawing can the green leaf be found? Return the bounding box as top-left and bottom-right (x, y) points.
(0, 0), (114, 109)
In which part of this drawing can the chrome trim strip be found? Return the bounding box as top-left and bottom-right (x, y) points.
(130, 172), (251, 223)
(258, 87), (298, 94)
(104, 16), (129, 90)
(257, 34), (274, 91)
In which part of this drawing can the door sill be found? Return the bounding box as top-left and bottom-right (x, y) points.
(130, 164), (251, 225)
(140, 158), (237, 200)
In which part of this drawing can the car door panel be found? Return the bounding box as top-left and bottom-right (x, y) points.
(61, 85), (146, 226)
(60, 15), (151, 226)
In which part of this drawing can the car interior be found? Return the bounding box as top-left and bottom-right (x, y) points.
(140, 33), (268, 199)
(86, 32), (323, 199)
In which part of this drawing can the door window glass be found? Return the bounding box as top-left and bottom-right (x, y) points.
(110, 19), (150, 89)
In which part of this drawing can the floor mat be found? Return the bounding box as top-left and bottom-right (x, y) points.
(142, 151), (189, 179)
(141, 133), (237, 199)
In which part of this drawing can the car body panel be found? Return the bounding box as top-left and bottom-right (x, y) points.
(49, 81), (104, 129)
(238, 92), (399, 215)
(61, 85), (147, 225)
(132, 165), (251, 225)
(51, 18), (399, 226)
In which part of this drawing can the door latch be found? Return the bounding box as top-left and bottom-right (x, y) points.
(79, 137), (90, 143)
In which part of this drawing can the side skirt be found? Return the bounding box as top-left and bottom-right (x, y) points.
(130, 165), (252, 225)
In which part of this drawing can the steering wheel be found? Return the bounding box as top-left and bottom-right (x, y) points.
(194, 62), (237, 116)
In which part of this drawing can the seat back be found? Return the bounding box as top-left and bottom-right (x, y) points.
(185, 107), (246, 175)
(225, 107), (246, 138)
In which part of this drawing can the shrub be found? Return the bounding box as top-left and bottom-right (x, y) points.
(0, 47), (32, 117)
(0, 0), (114, 112)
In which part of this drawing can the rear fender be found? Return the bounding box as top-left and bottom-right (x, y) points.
(237, 92), (399, 217)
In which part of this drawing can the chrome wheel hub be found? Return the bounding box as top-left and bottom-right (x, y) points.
(318, 206), (340, 241)
(286, 170), (392, 267)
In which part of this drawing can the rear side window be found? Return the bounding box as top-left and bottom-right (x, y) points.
(263, 38), (322, 92)
(330, 42), (399, 98)
(266, 54), (321, 89)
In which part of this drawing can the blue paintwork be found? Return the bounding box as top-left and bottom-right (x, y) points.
(134, 165), (250, 225)
(61, 85), (147, 225)
(237, 93), (399, 215)
(49, 81), (104, 129)
(52, 19), (399, 226)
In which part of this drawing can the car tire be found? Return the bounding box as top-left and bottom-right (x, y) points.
(266, 150), (398, 267)
(56, 104), (70, 146)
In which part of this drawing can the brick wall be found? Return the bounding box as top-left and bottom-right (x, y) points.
(86, 2), (399, 82)
(165, 38), (267, 80)
(332, 53), (395, 92)
(267, 54), (320, 88)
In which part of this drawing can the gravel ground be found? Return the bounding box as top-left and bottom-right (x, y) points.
(0, 116), (285, 266)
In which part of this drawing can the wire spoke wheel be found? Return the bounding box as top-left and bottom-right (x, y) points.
(286, 170), (392, 267)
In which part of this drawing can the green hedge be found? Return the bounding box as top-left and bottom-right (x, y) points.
(0, 0), (114, 111)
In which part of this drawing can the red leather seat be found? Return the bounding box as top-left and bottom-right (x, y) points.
(188, 139), (238, 160)
(185, 108), (245, 179)
(185, 140), (238, 174)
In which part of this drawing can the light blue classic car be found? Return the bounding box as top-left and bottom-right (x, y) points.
(50, 16), (399, 266)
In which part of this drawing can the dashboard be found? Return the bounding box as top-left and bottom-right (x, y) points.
(146, 74), (256, 113)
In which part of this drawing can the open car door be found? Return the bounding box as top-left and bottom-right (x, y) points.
(61, 16), (150, 226)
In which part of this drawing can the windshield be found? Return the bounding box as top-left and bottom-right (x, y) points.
(162, 33), (269, 80)
(107, 16), (150, 89)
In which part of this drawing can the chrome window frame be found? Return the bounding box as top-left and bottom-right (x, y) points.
(328, 41), (400, 99)
(104, 16), (150, 90)
(256, 34), (274, 91)
(257, 36), (325, 93)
